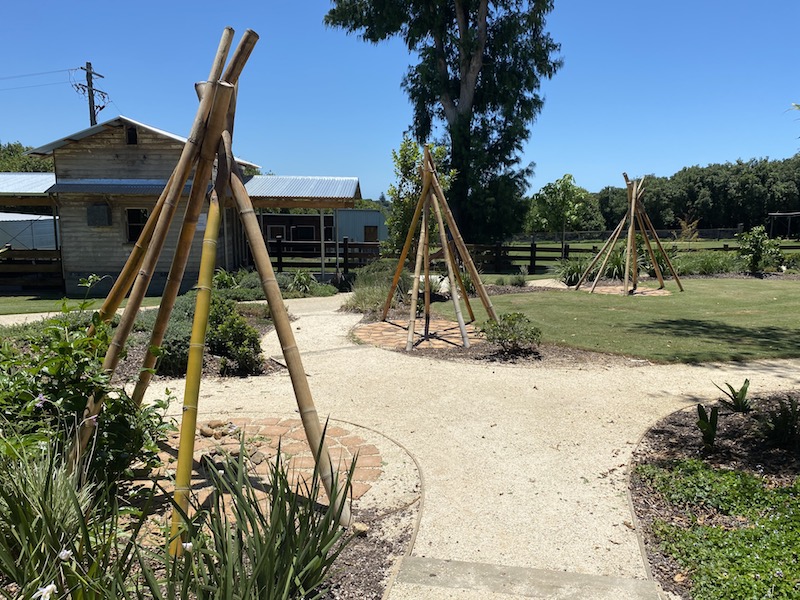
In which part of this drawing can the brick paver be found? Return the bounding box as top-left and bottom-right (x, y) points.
(153, 417), (384, 504)
(354, 317), (485, 349)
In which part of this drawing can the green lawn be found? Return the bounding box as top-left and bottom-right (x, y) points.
(0, 294), (161, 316)
(436, 278), (800, 363)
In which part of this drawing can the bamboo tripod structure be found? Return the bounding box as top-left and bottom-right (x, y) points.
(575, 173), (684, 294)
(71, 28), (351, 554)
(381, 147), (497, 350)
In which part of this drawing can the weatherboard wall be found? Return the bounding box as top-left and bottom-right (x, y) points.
(52, 125), (185, 181)
(58, 194), (203, 296)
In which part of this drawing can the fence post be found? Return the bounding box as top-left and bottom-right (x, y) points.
(275, 236), (283, 273)
(564, 243), (570, 260)
(529, 241), (537, 274)
(494, 242), (502, 272)
(343, 236), (349, 274)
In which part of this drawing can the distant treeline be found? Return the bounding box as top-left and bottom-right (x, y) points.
(591, 154), (800, 231)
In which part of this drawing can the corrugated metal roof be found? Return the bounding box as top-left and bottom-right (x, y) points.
(50, 178), (191, 196)
(0, 173), (55, 196)
(244, 176), (361, 200)
(26, 115), (259, 169)
(0, 173), (361, 202)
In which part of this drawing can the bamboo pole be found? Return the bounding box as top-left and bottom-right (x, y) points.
(424, 148), (497, 322)
(575, 216), (626, 291)
(431, 191), (470, 347)
(68, 64), (227, 472)
(422, 196), (432, 338)
(590, 217), (627, 293)
(405, 196), (428, 351)
(450, 241), (476, 323)
(639, 201), (684, 291)
(623, 177), (637, 294)
(89, 22), (233, 334)
(168, 190), (221, 556)
(88, 172), (174, 334)
(635, 202), (665, 288)
(228, 163), (351, 526)
(130, 82), (234, 406)
(380, 175), (431, 321)
(221, 29), (259, 84)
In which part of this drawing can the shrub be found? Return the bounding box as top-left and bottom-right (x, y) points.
(0, 311), (172, 483)
(494, 276), (506, 286)
(736, 225), (784, 273)
(553, 257), (590, 286)
(342, 259), (412, 315)
(287, 269), (316, 295)
(207, 295), (264, 376)
(509, 266), (528, 287)
(480, 312), (541, 354)
(673, 250), (744, 276)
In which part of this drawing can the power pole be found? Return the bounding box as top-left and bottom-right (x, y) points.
(80, 62), (105, 126)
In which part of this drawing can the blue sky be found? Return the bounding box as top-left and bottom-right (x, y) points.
(1, 1), (798, 200)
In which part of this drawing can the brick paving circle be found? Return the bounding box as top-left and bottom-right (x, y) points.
(354, 317), (485, 350)
(155, 417), (383, 504)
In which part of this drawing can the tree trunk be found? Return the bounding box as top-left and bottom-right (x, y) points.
(448, 114), (472, 240)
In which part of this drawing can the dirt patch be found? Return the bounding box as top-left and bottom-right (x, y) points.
(629, 393), (800, 599)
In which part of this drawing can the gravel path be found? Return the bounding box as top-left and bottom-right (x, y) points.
(31, 293), (797, 599)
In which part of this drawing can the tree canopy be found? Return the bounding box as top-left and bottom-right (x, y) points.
(592, 154), (800, 234)
(526, 174), (604, 251)
(325, 0), (561, 243)
(0, 141), (53, 172)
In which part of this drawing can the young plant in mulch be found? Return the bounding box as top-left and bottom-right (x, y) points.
(631, 390), (800, 600)
(480, 312), (541, 356)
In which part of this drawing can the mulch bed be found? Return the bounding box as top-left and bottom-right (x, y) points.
(629, 394), (800, 599)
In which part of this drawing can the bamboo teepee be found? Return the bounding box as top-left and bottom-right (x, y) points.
(575, 173), (683, 294)
(381, 147), (497, 350)
(71, 28), (351, 554)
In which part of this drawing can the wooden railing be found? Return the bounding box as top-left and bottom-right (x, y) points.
(266, 237), (380, 274)
(0, 247), (64, 289)
(260, 239), (800, 276)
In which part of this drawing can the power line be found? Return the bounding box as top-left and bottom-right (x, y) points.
(0, 68), (78, 81)
(0, 81), (73, 92)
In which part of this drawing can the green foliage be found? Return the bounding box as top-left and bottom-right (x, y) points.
(0, 431), (353, 599)
(0, 140), (53, 172)
(207, 295), (264, 376)
(458, 265), (477, 296)
(286, 269), (316, 295)
(136, 292), (264, 377)
(480, 312), (541, 355)
(672, 250), (744, 276)
(494, 276), (506, 286)
(526, 174), (605, 239)
(736, 225), (784, 273)
(326, 1), (561, 244)
(134, 439), (353, 599)
(341, 259), (412, 316)
(637, 459), (800, 600)
(383, 136), (451, 254)
(0, 308), (171, 483)
(590, 154), (800, 231)
(552, 257), (589, 286)
(713, 379), (752, 413)
(760, 396), (800, 450)
(696, 404), (719, 451)
(508, 266), (528, 287)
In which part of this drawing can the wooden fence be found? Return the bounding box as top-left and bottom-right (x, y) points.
(265, 239), (800, 277)
(0, 247), (64, 289)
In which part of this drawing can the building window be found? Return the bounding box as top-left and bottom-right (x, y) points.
(126, 208), (148, 243)
(364, 225), (379, 242)
(291, 225), (315, 241)
(125, 125), (138, 145)
(267, 225), (285, 240)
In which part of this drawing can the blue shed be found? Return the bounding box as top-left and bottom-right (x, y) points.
(335, 209), (387, 243)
